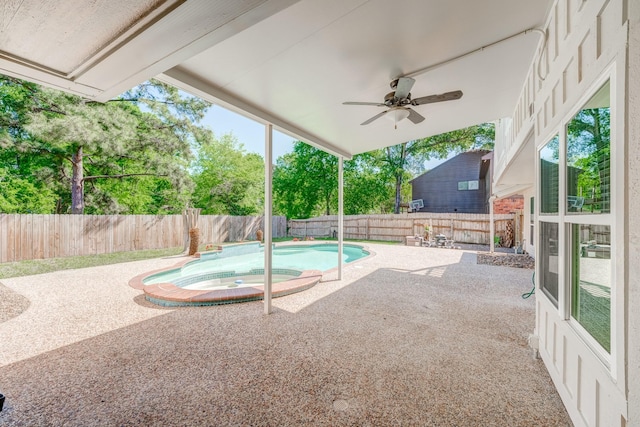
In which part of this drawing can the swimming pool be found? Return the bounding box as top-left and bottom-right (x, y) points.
(144, 242), (368, 285)
(131, 242), (371, 306)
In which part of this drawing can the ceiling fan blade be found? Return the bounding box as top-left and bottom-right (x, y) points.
(411, 90), (463, 105)
(343, 101), (386, 106)
(360, 110), (389, 125)
(394, 77), (415, 100)
(407, 108), (425, 124)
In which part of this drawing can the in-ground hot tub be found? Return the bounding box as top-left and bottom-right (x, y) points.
(129, 242), (370, 307)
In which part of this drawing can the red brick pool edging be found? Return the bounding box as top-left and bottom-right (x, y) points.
(148, 269), (322, 306)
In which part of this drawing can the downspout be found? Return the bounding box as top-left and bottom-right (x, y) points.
(402, 28), (548, 82)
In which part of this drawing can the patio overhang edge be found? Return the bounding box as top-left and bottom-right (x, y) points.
(493, 125), (535, 193)
(0, 56), (104, 98)
(158, 67), (353, 159)
(492, 183), (532, 200)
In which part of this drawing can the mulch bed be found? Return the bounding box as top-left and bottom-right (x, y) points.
(477, 252), (535, 269)
(0, 282), (30, 323)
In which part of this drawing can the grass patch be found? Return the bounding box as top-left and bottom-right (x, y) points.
(0, 247), (183, 279)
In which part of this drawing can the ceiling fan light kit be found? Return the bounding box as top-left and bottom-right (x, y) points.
(343, 77), (463, 129)
(385, 107), (410, 129)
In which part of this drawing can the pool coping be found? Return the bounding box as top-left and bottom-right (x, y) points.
(128, 241), (374, 307)
(142, 269), (323, 307)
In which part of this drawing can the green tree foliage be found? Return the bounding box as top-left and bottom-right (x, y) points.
(273, 142), (397, 218)
(342, 152), (396, 215)
(191, 133), (264, 215)
(273, 142), (339, 218)
(0, 77), (59, 213)
(0, 76), (209, 214)
(0, 168), (58, 213)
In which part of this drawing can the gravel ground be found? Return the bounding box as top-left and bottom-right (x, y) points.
(0, 244), (571, 426)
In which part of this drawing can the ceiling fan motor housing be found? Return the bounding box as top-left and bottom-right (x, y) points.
(384, 91), (396, 105)
(385, 91), (411, 106)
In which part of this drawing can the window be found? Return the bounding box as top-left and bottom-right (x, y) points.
(539, 222), (559, 306)
(571, 224), (611, 352)
(458, 180), (479, 191)
(566, 80), (612, 354)
(540, 135), (559, 214)
(530, 197), (535, 246)
(566, 81), (610, 214)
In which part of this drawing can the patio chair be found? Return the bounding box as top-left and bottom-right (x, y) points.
(433, 234), (455, 248)
(422, 234), (436, 247)
(444, 237), (455, 249)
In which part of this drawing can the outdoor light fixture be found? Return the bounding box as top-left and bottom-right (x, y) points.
(384, 107), (410, 129)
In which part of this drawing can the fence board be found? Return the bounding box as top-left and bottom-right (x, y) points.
(23, 215), (32, 260)
(0, 214), (286, 263)
(0, 215), (7, 263)
(33, 215), (43, 259)
(288, 213), (518, 244)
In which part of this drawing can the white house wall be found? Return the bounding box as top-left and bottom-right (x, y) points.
(496, 0), (632, 425)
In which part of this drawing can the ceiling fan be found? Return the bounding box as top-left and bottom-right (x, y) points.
(342, 77), (463, 128)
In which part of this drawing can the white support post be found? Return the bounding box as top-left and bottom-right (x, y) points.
(338, 156), (344, 280)
(264, 124), (273, 314)
(489, 196), (496, 253)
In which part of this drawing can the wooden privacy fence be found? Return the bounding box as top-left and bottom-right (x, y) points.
(288, 213), (518, 245)
(0, 214), (286, 263)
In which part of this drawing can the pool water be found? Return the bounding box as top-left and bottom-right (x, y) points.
(143, 243), (368, 286)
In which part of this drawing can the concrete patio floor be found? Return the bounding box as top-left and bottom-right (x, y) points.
(0, 243), (571, 426)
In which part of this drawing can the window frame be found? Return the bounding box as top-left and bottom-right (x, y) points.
(536, 133), (563, 312)
(535, 66), (621, 372)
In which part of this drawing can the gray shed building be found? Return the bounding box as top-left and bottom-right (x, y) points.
(409, 150), (492, 213)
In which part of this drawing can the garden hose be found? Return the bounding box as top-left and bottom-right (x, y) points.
(522, 271), (535, 299)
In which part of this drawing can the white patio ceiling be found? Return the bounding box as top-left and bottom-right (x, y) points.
(0, 0), (298, 99)
(0, 0), (552, 158)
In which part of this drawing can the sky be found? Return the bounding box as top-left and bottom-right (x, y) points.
(201, 104), (452, 169)
(201, 106), (295, 160)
